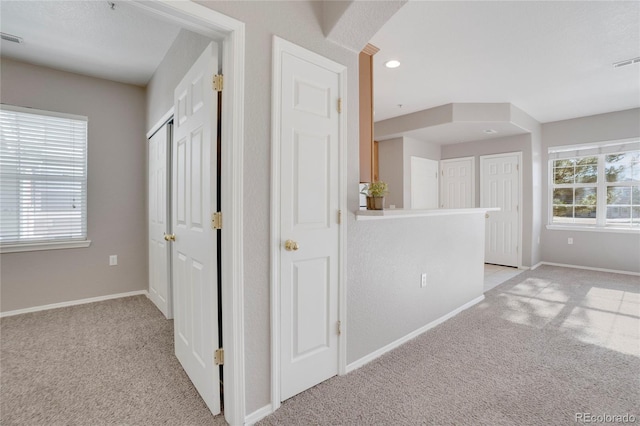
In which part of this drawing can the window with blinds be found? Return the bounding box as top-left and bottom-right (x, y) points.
(0, 105), (88, 246)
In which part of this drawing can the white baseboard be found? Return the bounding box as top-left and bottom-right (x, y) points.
(346, 294), (485, 373)
(530, 262), (544, 271)
(0, 290), (149, 318)
(539, 262), (640, 276)
(244, 403), (273, 425)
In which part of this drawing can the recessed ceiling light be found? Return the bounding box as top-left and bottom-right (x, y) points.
(385, 60), (401, 69)
(483, 129), (497, 134)
(1, 32), (23, 44)
(612, 57), (640, 68)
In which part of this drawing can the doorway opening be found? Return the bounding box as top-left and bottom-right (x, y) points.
(139, 1), (246, 424)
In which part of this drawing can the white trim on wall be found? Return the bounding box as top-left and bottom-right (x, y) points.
(538, 262), (640, 276)
(0, 290), (148, 318)
(147, 107), (175, 139)
(337, 50), (348, 378)
(270, 36), (347, 412)
(244, 403), (274, 425)
(346, 295), (485, 373)
(134, 2), (246, 424)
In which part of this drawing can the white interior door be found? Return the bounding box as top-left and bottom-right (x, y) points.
(277, 43), (342, 401)
(410, 156), (439, 209)
(171, 42), (220, 415)
(148, 123), (172, 318)
(481, 153), (520, 267)
(441, 156), (475, 209)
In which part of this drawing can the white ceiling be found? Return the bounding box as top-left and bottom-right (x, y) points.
(370, 1), (640, 124)
(0, 1), (182, 86)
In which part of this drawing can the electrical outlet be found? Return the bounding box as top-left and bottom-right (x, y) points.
(421, 273), (427, 288)
(568, 238), (573, 245)
(109, 255), (118, 266)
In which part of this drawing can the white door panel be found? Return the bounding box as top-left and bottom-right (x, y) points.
(481, 153), (520, 267)
(279, 48), (340, 401)
(441, 157), (474, 209)
(410, 156), (439, 209)
(148, 124), (172, 318)
(172, 42), (220, 415)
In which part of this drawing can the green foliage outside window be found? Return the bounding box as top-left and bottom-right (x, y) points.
(551, 151), (639, 226)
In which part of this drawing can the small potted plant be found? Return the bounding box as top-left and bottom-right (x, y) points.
(362, 181), (388, 210)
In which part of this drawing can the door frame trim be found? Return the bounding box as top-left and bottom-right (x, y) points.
(147, 116), (173, 319)
(269, 36), (348, 412)
(136, 2), (246, 424)
(439, 156), (475, 208)
(480, 151), (523, 268)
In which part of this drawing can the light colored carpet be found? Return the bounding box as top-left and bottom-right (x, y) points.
(2, 266), (638, 425)
(258, 265), (640, 425)
(0, 295), (225, 425)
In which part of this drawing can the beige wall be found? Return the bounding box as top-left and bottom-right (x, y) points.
(377, 138), (404, 208)
(0, 59), (147, 312)
(146, 29), (212, 130)
(348, 212), (485, 363)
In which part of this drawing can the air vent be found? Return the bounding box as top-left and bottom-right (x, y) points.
(612, 57), (640, 68)
(1, 32), (23, 44)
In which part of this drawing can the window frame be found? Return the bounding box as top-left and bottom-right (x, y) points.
(547, 140), (640, 233)
(0, 104), (91, 253)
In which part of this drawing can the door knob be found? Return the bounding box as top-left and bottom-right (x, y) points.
(164, 233), (176, 242)
(284, 239), (299, 251)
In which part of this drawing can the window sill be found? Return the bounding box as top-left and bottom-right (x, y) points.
(0, 240), (92, 254)
(546, 225), (639, 234)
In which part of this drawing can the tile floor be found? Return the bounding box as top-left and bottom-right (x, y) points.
(484, 263), (523, 292)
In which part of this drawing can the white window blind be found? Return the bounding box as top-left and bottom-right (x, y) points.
(548, 139), (640, 160)
(0, 105), (88, 245)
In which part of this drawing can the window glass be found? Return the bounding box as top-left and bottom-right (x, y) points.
(550, 149), (639, 228)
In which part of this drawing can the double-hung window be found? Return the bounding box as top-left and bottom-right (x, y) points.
(0, 105), (89, 252)
(549, 139), (640, 230)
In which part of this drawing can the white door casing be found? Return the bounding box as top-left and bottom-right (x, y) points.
(172, 42), (220, 415)
(148, 122), (172, 318)
(410, 156), (439, 209)
(480, 153), (521, 267)
(136, 1), (246, 424)
(441, 157), (475, 209)
(271, 37), (347, 406)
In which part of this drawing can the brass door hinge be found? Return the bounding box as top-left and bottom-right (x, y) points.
(214, 348), (224, 365)
(213, 74), (223, 92)
(337, 98), (342, 113)
(337, 320), (342, 335)
(337, 209), (342, 224)
(212, 212), (222, 230)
